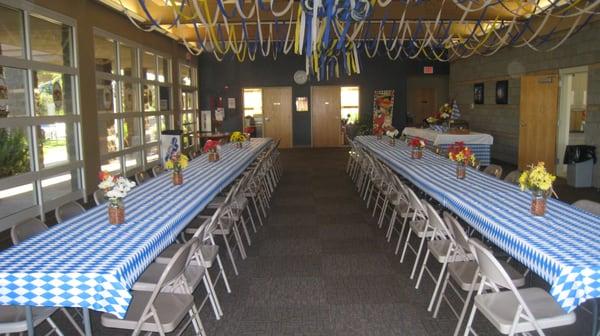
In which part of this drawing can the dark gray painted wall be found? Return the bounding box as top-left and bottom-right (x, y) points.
(198, 53), (449, 146)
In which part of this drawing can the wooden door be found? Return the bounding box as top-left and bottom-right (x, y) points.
(409, 88), (436, 126)
(311, 86), (343, 147)
(518, 73), (559, 172)
(262, 87), (293, 148)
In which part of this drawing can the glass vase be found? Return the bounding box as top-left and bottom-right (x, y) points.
(172, 171), (183, 185)
(411, 147), (423, 159)
(456, 162), (466, 179)
(108, 201), (125, 225)
(389, 138), (396, 146)
(530, 190), (547, 216)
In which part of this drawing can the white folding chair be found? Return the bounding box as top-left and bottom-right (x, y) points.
(482, 164), (503, 179)
(93, 189), (105, 206)
(151, 165), (164, 177)
(101, 238), (205, 336)
(0, 306), (64, 336)
(398, 191), (432, 280)
(55, 201), (85, 223)
(572, 199), (600, 216)
(463, 239), (576, 336)
(384, 174), (410, 242)
(135, 171), (148, 185)
(435, 214), (525, 336)
(503, 170), (521, 185)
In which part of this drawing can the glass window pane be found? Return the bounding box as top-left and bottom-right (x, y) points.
(143, 84), (156, 112)
(158, 56), (169, 83)
(146, 145), (159, 164)
(119, 43), (136, 77)
(0, 5), (24, 58)
(94, 35), (116, 74)
(160, 114), (169, 131)
(124, 151), (141, 172)
(182, 134), (192, 149)
(41, 170), (79, 202)
(121, 82), (138, 112)
(123, 117), (141, 149)
(98, 119), (120, 155)
(142, 52), (156, 80)
(30, 15), (72, 66)
(159, 86), (170, 111)
(96, 80), (115, 113)
(144, 116), (158, 143)
(33, 71), (74, 116)
(180, 65), (191, 86)
(0, 183), (35, 219)
(0, 67), (27, 117)
(0, 127), (30, 178)
(101, 157), (121, 175)
(38, 122), (78, 169)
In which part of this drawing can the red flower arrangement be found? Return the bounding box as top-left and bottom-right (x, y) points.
(448, 141), (476, 165)
(409, 137), (425, 148)
(203, 140), (219, 153)
(244, 126), (255, 134)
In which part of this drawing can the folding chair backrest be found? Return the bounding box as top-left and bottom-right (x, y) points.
(159, 237), (199, 289)
(423, 201), (450, 239)
(482, 164), (503, 179)
(572, 199), (600, 216)
(151, 165), (164, 177)
(135, 171), (148, 185)
(443, 213), (472, 258)
(469, 239), (515, 290)
(503, 169), (520, 185)
(93, 189), (106, 206)
(55, 201), (86, 223)
(406, 187), (426, 217)
(11, 218), (48, 244)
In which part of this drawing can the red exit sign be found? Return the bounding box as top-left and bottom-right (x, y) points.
(423, 66), (434, 74)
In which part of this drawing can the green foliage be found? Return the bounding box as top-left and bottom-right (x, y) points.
(0, 129), (30, 178)
(356, 119), (373, 136)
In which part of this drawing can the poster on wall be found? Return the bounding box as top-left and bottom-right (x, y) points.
(372, 90), (394, 134)
(215, 107), (225, 121)
(228, 98), (236, 109)
(201, 110), (212, 132)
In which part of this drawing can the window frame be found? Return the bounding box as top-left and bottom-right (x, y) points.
(93, 28), (173, 175)
(179, 63), (198, 152)
(0, 0), (84, 230)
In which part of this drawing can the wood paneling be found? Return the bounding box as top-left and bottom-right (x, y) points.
(311, 86), (343, 147)
(263, 87), (293, 149)
(518, 73), (559, 172)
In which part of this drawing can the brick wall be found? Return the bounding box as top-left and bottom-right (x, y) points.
(449, 20), (600, 185)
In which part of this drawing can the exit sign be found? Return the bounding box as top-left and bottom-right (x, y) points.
(423, 66), (434, 74)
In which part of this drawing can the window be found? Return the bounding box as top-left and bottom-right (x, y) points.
(0, 3), (83, 229)
(94, 30), (172, 175)
(341, 86), (359, 123)
(179, 63), (197, 152)
(243, 88), (263, 137)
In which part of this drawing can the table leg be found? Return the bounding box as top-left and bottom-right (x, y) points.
(26, 305), (34, 336)
(83, 308), (92, 336)
(593, 299), (598, 336)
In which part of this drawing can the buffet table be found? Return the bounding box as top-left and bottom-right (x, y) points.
(402, 127), (493, 165)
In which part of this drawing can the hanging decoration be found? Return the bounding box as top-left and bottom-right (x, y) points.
(121, 0), (600, 81)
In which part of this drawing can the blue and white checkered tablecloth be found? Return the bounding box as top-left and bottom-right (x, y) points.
(0, 138), (272, 318)
(356, 136), (600, 313)
(403, 135), (492, 166)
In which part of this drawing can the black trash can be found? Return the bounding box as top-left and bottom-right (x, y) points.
(564, 145), (597, 187)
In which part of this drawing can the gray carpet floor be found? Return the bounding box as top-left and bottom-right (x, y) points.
(46, 148), (594, 335)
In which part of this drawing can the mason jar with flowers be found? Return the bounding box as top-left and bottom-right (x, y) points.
(204, 140), (220, 162)
(98, 172), (136, 225)
(165, 153), (189, 185)
(386, 127), (399, 146)
(408, 137), (425, 159)
(519, 162), (556, 216)
(230, 131), (247, 148)
(448, 142), (476, 179)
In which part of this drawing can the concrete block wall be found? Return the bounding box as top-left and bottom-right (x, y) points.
(449, 20), (600, 185)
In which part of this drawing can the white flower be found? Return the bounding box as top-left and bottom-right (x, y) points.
(106, 189), (126, 199)
(419, 140), (425, 147)
(98, 180), (115, 189)
(441, 112), (450, 119)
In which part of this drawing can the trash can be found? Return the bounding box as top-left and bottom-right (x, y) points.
(564, 145), (597, 188)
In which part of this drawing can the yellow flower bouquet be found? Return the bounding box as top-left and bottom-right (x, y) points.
(165, 153), (189, 185)
(230, 131), (246, 142)
(518, 162), (555, 216)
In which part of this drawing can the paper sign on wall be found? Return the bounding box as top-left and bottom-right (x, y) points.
(228, 98), (236, 109)
(215, 107), (225, 121)
(201, 110), (212, 132)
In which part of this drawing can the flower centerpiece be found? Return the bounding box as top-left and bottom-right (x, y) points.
(518, 162), (556, 216)
(408, 137), (425, 159)
(204, 140), (220, 162)
(98, 172), (136, 225)
(230, 131), (247, 148)
(165, 153), (189, 185)
(386, 127), (399, 146)
(243, 126), (255, 140)
(448, 142), (476, 179)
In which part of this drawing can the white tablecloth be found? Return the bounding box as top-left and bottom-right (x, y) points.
(402, 127), (494, 145)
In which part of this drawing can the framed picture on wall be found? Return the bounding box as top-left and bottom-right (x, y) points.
(473, 83), (484, 104)
(496, 80), (508, 104)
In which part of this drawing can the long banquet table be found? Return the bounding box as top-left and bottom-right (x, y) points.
(0, 138), (272, 333)
(355, 135), (600, 314)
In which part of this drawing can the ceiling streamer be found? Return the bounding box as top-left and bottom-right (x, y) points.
(127, 0), (599, 81)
